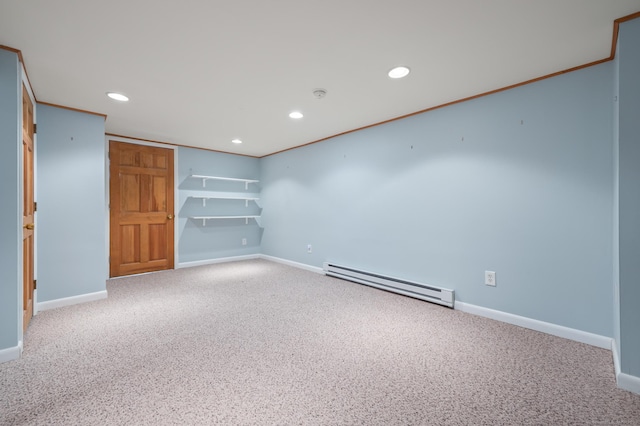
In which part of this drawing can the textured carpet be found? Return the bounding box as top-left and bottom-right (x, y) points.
(1, 259), (639, 425)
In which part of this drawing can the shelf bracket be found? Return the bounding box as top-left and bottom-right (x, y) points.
(202, 198), (207, 207)
(245, 181), (249, 190)
(245, 217), (249, 224)
(201, 218), (206, 226)
(245, 199), (249, 207)
(201, 178), (207, 188)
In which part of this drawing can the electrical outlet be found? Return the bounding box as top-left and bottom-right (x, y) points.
(242, 238), (247, 246)
(485, 271), (496, 286)
(307, 244), (312, 253)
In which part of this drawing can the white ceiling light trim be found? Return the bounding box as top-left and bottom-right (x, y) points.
(289, 111), (304, 119)
(231, 139), (243, 144)
(106, 92), (129, 102)
(388, 66), (410, 79)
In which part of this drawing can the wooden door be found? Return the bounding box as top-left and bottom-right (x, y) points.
(22, 84), (35, 333)
(109, 141), (175, 277)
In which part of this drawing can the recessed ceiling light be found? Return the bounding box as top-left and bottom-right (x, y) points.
(106, 92), (129, 102)
(388, 66), (410, 79)
(231, 139), (242, 144)
(289, 111), (304, 119)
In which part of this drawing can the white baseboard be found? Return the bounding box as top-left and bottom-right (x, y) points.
(0, 340), (22, 363)
(37, 290), (108, 312)
(177, 254), (260, 269)
(455, 301), (612, 349)
(33, 289), (38, 315)
(259, 254), (325, 274)
(611, 339), (640, 395)
(176, 253), (323, 274)
(617, 371), (640, 395)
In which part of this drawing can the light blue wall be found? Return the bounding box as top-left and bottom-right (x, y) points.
(177, 147), (261, 263)
(0, 49), (21, 351)
(617, 17), (640, 378)
(36, 104), (107, 301)
(261, 62), (614, 337)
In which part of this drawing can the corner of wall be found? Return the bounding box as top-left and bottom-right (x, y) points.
(0, 48), (22, 352)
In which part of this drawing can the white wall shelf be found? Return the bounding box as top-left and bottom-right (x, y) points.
(189, 195), (260, 207)
(189, 215), (262, 227)
(190, 174), (259, 190)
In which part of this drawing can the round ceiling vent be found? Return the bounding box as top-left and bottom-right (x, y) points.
(312, 88), (327, 99)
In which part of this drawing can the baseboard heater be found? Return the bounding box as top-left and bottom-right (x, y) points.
(323, 262), (454, 308)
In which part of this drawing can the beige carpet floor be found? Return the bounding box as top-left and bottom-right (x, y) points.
(1, 259), (639, 425)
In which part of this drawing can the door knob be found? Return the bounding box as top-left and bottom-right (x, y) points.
(167, 214), (174, 220)
(24, 223), (34, 230)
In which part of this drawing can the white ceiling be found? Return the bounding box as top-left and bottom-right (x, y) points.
(1, 1), (639, 157)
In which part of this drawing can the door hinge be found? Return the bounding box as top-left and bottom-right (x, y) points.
(33, 279), (37, 290)
(33, 123), (37, 134)
(33, 201), (37, 212)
